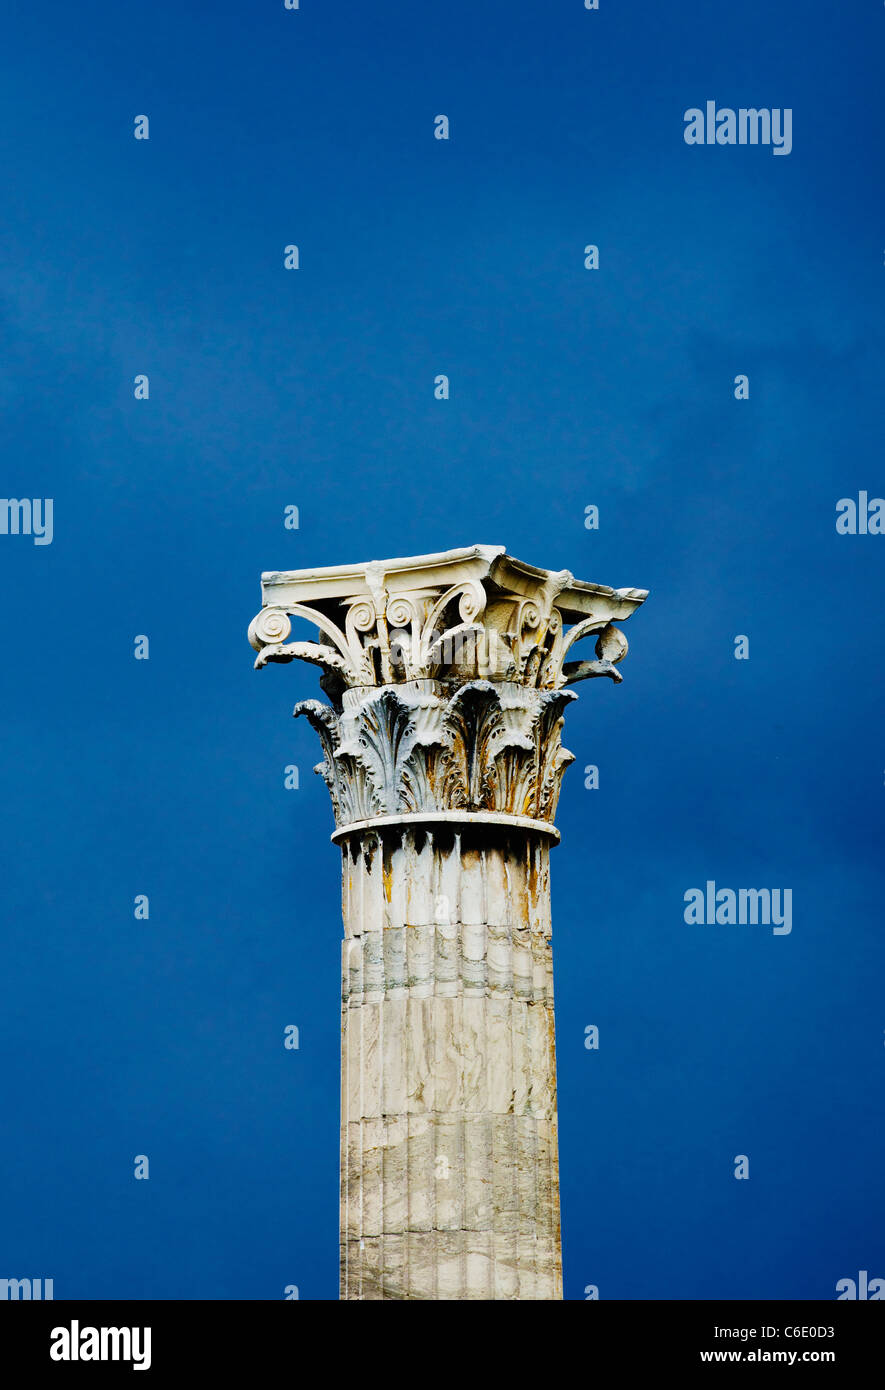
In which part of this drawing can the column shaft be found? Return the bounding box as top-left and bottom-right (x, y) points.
(339, 825), (562, 1300)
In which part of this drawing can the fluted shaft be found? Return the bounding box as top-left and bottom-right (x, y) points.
(339, 825), (561, 1300)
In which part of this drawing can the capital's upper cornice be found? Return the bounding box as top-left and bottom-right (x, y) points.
(248, 544), (647, 704)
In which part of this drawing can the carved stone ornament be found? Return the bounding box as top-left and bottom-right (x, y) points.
(248, 544), (647, 835)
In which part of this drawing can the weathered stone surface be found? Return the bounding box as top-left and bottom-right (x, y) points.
(338, 825), (559, 1300)
(249, 546), (647, 1300)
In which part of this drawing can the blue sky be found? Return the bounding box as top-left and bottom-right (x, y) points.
(0, 0), (882, 1299)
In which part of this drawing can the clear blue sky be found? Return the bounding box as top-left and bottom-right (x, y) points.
(0, 0), (882, 1299)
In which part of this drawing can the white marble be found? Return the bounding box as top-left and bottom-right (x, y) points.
(249, 547), (647, 1299)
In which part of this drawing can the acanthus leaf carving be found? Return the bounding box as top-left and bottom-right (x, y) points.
(293, 681), (578, 830)
(442, 681), (503, 811)
(337, 687), (443, 817)
(293, 699), (345, 822)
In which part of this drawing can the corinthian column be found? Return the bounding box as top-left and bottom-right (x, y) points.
(248, 544), (646, 1301)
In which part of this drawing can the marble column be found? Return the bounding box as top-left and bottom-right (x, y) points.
(248, 545), (647, 1300)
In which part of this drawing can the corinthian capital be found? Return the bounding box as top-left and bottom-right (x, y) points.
(248, 544), (647, 836)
